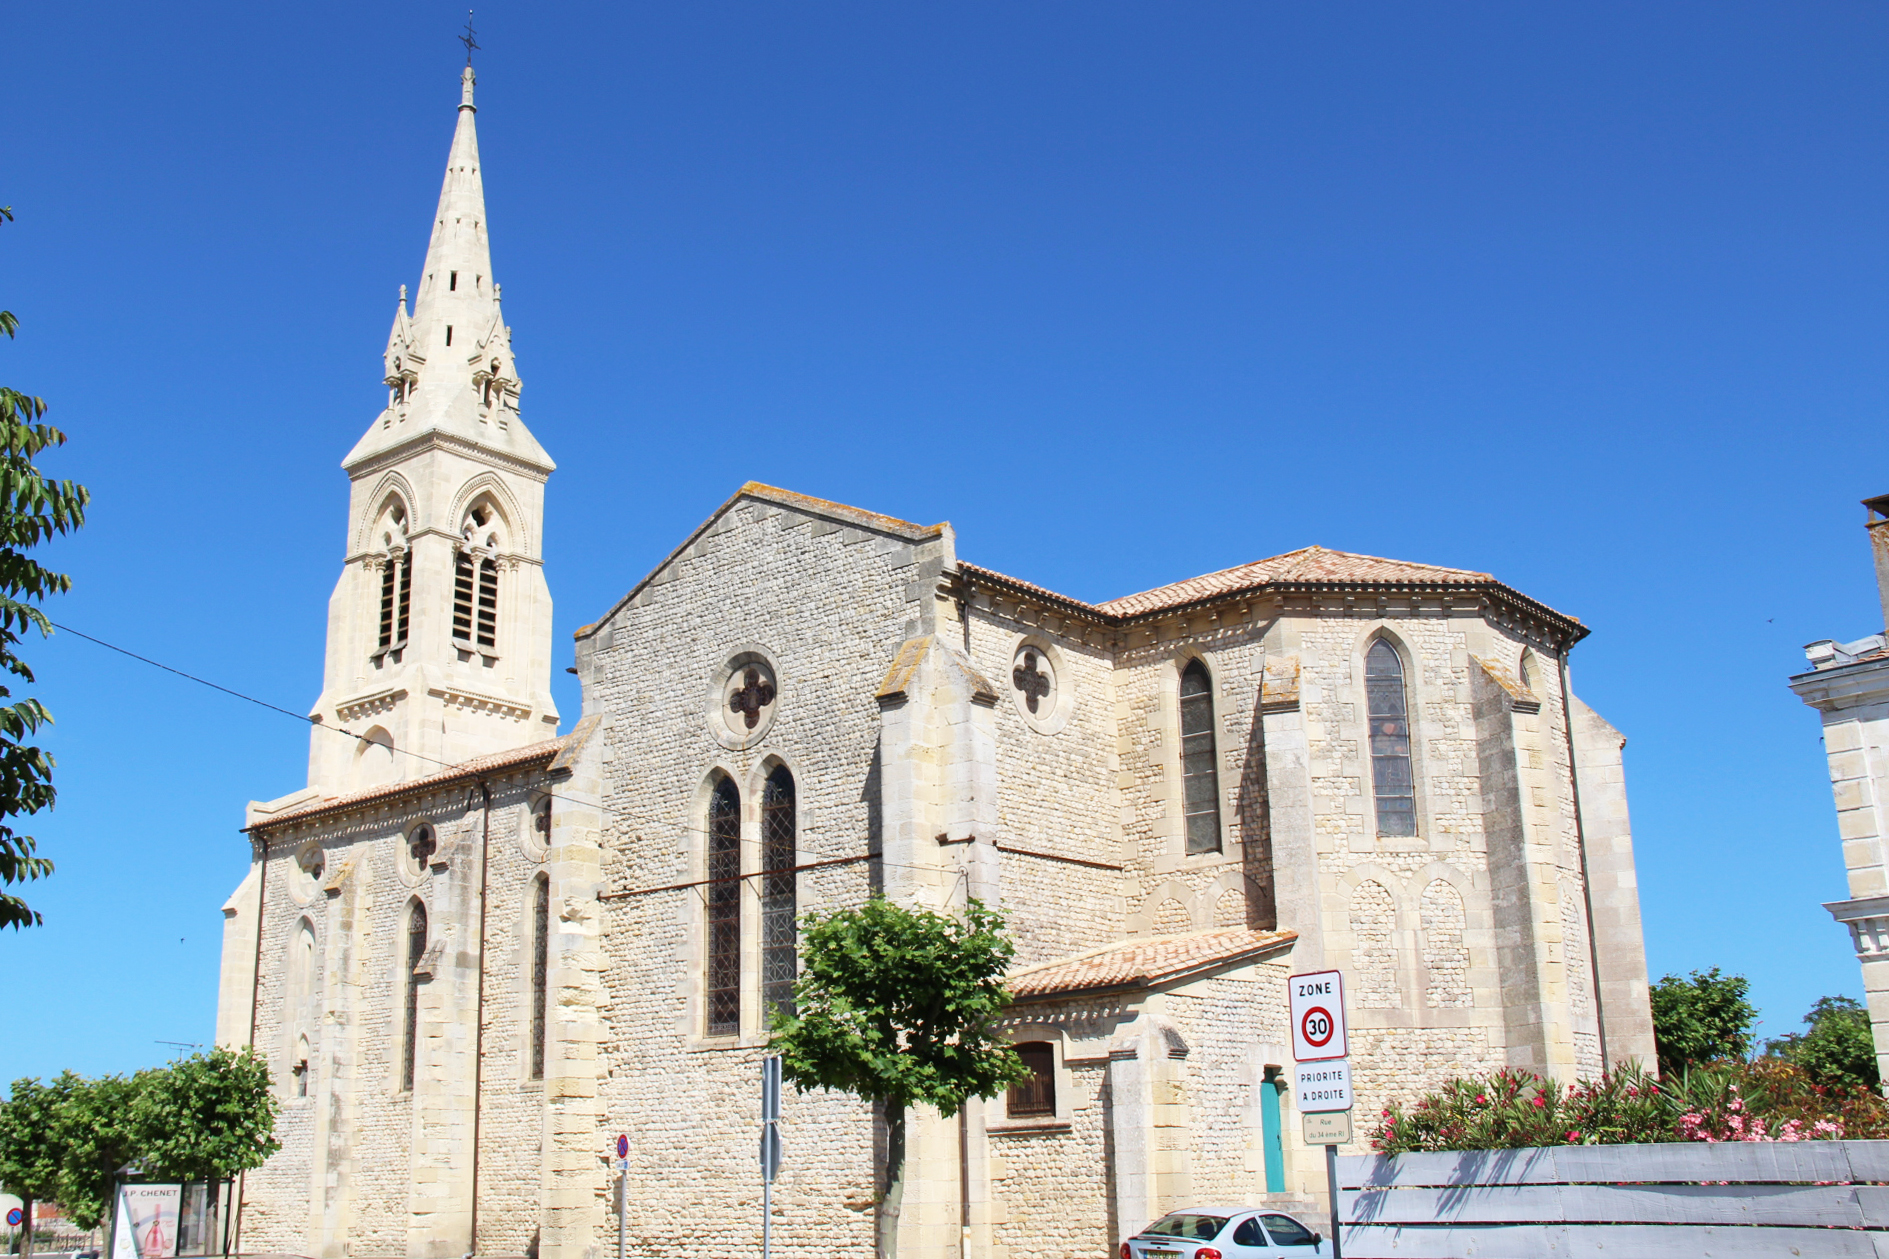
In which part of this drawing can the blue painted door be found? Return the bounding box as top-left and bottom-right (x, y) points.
(1261, 1068), (1286, 1193)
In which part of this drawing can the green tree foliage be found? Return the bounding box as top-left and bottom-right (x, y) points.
(770, 897), (1031, 1259)
(0, 1073), (73, 1256)
(1765, 995), (1881, 1092)
(0, 205), (90, 931)
(1650, 967), (1757, 1076)
(0, 1049), (279, 1233)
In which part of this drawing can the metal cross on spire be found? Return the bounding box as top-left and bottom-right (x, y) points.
(460, 10), (480, 66)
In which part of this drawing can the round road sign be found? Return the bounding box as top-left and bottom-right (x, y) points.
(616, 1134), (629, 1159)
(6, 1208), (22, 1227)
(1301, 1006), (1335, 1050)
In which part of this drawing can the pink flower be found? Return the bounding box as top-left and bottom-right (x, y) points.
(1475, 1095), (1487, 1104)
(1531, 1097), (1545, 1108)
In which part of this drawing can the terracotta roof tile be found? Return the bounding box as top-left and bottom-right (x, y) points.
(1007, 927), (1297, 1000)
(1096, 546), (1492, 617)
(247, 737), (568, 832)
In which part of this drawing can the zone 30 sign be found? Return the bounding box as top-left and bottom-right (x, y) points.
(1289, 970), (1349, 1062)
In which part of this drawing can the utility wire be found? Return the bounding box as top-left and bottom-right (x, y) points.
(48, 623), (994, 893)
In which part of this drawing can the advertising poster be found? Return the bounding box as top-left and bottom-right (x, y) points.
(110, 1184), (183, 1259)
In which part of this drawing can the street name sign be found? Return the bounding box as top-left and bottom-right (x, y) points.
(1302, 1110), (1353, 1146)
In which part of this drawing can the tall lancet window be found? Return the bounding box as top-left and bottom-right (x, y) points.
(1179, 660), (1223, 854)
(1366, 640), (1418, 837)
(476, 558), (499, 650)
(452, 505), (502, 653)
(760, 767), (797, 1024)
(377, 552), (412, 654)
(530, 875), (549, 1080)
(705, 777), (742, 1036)
(402, 900), (428, 1092)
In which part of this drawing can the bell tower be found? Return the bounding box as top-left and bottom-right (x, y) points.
(306, 64), (558, 794)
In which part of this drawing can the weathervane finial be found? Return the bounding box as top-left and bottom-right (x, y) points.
(460, 11), (479, 67)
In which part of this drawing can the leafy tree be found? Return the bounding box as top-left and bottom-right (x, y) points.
(45, 1071), (139, 1232)
(131, 1047), (281, 1184)
(1650, 967), (1757, 1076)
(1765, 995), (1880, 1092)
(770, 897), (1031, 1259)
(0, 205), (90, 930)
(0, 1074), (74, 1258)
(0, 1049), (279, 1236)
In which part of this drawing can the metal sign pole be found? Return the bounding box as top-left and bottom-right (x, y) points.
(1325, 1143), (1343, 1259)
(761, 1056), (783, 1259)
(614, 1134), (629, 1259)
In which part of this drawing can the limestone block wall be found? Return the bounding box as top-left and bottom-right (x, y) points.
(572, 494), (950, 1257)
(232, 770), (556, 1259)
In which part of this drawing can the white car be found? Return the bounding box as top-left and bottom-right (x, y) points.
(1122, 1207), (1326, 1259)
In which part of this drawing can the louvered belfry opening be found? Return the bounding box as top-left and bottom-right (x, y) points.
(476, 558), (498, 650)
(706, 777), (742, 1036)
(760, 766), (797, 1023)
(1179, 660), (1223, 854)
(452, 551), (475, 642)
(402, 900), (428, 1092)
(530, 875), (549, 1080)
(1366, 639), (1418, 837)
(395, 552), (412, 645)
(378, 561), (398, 648)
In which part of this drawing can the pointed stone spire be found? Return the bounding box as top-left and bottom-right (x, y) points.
(345, 64), (550, 474)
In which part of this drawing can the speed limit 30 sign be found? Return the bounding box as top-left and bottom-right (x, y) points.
(1289, 969), (1349, 1062)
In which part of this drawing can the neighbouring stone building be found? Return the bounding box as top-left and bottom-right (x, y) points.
(1791, 494), (1889, 1086)
(216, 64), (1656, 1259)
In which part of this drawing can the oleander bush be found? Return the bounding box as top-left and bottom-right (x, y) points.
(1370, 1059), (1889, 1155)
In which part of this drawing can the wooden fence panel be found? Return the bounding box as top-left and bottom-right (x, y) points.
(1345, 1181), (1865, 1227)
(1341, 1222), (1881, 1258)
(1334, 1140), (1889, 1257)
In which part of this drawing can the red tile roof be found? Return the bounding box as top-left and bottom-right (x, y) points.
(960, 544), (1583, 642)
(1097, 546), (1491, 617)
(1007, 927), (1297, 1001)
(246, 737), (568, 832)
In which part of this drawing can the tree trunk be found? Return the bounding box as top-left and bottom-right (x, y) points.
(878, 1102), (905, 1259)
(19, 1194), (32, 1259)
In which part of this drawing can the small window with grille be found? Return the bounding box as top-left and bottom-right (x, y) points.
(1006, 1042), (1057, 1118)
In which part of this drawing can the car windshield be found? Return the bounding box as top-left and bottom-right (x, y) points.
(1141, 1214), (1228, 1241)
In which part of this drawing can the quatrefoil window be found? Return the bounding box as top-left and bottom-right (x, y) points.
(711, 652), (781, 749)
(1013, 651), (1051, 713)
(729, 668), (777, 730)
(409, 825), (437, 866)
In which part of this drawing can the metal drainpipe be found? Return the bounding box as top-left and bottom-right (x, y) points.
(468, 780), (493, 1256)
(232, 833), (269, 1256)
(1558, 646), (1610, 1069)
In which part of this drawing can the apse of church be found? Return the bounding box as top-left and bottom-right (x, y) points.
(216, 65), (1657, 1259)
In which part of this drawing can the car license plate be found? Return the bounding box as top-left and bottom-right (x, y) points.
(1144, 1251), (1179, 1258)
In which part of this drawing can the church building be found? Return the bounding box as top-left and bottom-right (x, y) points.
(215, 66), (1657, 1259)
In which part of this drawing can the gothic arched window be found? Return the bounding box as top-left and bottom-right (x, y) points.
(705, 777), (741, 1036)
(529, 874), (549, 1080)
(760, 767), (797, 1023)
(373, 501), (412, 661)
(1366, 640), (1417, 837)
(1179, 660), (1222, 855)
(452, 504), (502, 653)
(402, 900), (428, 1092)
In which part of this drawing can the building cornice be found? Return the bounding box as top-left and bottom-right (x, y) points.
(1789, 656), (1889, 712)
(345, 427), (554, 484)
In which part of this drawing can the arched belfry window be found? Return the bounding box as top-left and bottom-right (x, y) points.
(705, 777), (742, 1036)
(760, 767), (797, 1023)
(1365, 640), (1417, 837)
(373, 500), (412, 662)
(529, 874), (549, 1080)
(452, 503), (502, 653)
(402, 900), (428, 1092)
(1179, 660), (1222, 855)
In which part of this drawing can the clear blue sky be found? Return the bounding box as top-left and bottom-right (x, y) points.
(2, 1), (1884, 1082)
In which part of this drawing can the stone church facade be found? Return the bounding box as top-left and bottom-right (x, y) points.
(216, 66), (1656, 1259)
